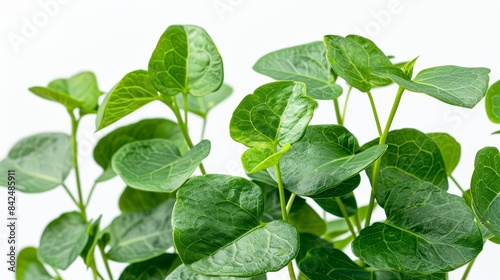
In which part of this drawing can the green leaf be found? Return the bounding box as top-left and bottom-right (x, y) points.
(485, 80), (500, 123)
(166, 265), (266, 280)
(38, 212), (89, 270)
(288, 202), (326, 236)
(0, 133), (72, 193)
(253, 41), (342, 100)
(280, 125), (386, 197)
(323, 35), (392, 92)
(296, 233), (332, 263)
(148, 25), (223, 96)
(242, 143), (291, 174)
(173, 175), (299, 277)
(119, 187), (175, 212)
(352, 181), (483, 276)
(16, 247), (52, 280)
(248, 170), (277, 187)
(176, 84), (232, 118)
(363, 128), (448, 207)
(230, 81), (316, 147)
(118, 253), (179, 280)
(96, 70), (160, 130)
(314, 192), (358, 218)
(373, 65), (490, 108)
(428, 132), (461, 176)
(106, 199), (175, 263)
(93, 118), (186, 182)
(112, 139), (210, 192)
(471, 147), (500, 237)
(80, 216), (101, 267)
(29, 71), (100, 111)
(257, 180), (306, 222)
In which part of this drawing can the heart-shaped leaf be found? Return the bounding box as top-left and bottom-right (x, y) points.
(314, 192), (358, 218)
(253, 41), (342, 100)
(16, 247), (52, 280)
(112, 139), (210, 192)
(241, 143), (291, 174)
(352, 181), (483, 276)
(119, 186), (175, 213)
(295, 233), (332, 263)
(0, 133), (72, 193)
(176, 84), (233, 118)
(148, 25), (223, 96)
(280, 125), (386, 197)
(230, 81), (315, 147)
(471, 147), (500, 237)
(118, 253), (179, 280)
(38, 212), (89, 270)
(428, 132), (461, 176)
(485, 80), (500, 123)
(166, 265), (266, 280)
(173, 175), (299, 277)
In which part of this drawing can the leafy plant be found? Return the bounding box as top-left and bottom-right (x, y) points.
(2, 24), (499, 280)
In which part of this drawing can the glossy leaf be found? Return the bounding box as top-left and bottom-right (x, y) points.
(38, 212), (89, 270)
(119, 187), (175, 212)
(242, 143), (291, 174)
(166, 265), (266, 280)
(428, 132), (461, 176)
(253, 41), (342, 100)
(471, 147), (500, 237)
(0, 133), (72, 193)
(258, 180), (306, 222)
(173, 175), (299, 277)
(96, 70), (160, 130)
(148, 25), (223, 96)
(230, 81), (315, 147)
(16, 247), (52, 280)
(118, 253), (179, 280)
(485, 80), (500, 123)
(248, 170), (277, 187)
(296, 233), (332, 263)
(93, 118), (186, 182)
(106, 199), (175, 263)
(176, 84), (232, 117)
(112, 139), (210, 192)
(280, 125), (386, 197)
(314, 192), (358, 217)
(80, 216), (101, 267)
(288, 202), (326, 236)
(352, 181), (483, 276)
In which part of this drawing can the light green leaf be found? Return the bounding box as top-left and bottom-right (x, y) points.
(80, 216), (101, 268)
(363, 128), (448, 207)
(112, 139), (210, 192)
(38, 212), (89, 270)
(93, 118), (186, 182)
(288, 202), (326, 236)
(28, 86), (84, 110)
(166, 265), (266, 280)
(176, 84), (232, 118)
(119, 186), (175, 212)
(352, 181), (483, 276)
(280, 125), (386, 197)
(0, 133), (71, 193)
(148, 25), (223, 96)
(106, 199), (175, 263)
(96, 70), (160, 130)
(253, 41), (342, 100)
(230, 81), (316, 147)
(242, 143), (291, 174)
(485, 80), (500, 123)
(118, 253), (179, 280)
(373, 65), (490, 108)
(428, 132), (461, 176)
(314, 192), (358, 218)
(471, 147), (500, 237)
(16, 247), (52, 280)
(173, 175), (299, 277)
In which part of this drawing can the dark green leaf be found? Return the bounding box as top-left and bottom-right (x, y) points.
(241, 143), (290, 174)
(288, 202), (326, 236)
(314, 192), (358, 218)
(118, 253), (179, 280)
(38, 212), (89, 270)
(112, 139), (210, 192)
(352, 181), (483, 276)
(247, 170), (277, 187)
(257, 180), (305, 222)
(166, 265), (266, 280)
(428, 132), (461, 176)
(485, 80), (500, 123)
(253, 41), (342, 100)
(176, 84), (232, 117)
(80, 216), (101, 268)
(148, 25), (223, 96)
(119, 187), (175, 212)
(16, 247), (52, 280)
(173, 175), (299, 277)
(296, 233), (332, 263)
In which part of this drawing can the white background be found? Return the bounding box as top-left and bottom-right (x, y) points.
(1, 0), (500, 279)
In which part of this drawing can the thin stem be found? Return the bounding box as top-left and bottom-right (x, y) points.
(51, 267), (63, 280)
(69, 111), (87, 221)
(61, 182), (79, 208)
(365, 87), (405, 228)
(183, 93), (189, 129)
(367, 91), (382, 136)
(201, 117), (208, 139)
(99, 244), (114, 280)
(450, 175), (465, 193)
(353, 211), (362, 233)
(335, 197), (357, 238)
(461, 258), (476, 280)
(333, 99), (343, 125)
(287, 263), (297, 280)
(285, 193), (296, 215)
(85, 181), (98, 207)
(341, 86), (352, 122)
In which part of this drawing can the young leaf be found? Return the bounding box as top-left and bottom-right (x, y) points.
(16, 247), (52, 280)
(38, 212), (90, 270)
(314, 192), (358, 218)
(172, 175), (299, 277)
(166, 265), (266, 280)
(148, 25), (223, 96)
(118, 253), (179, 280)
(352, 181), (483, 276)
(80, 216), (101, 268)
(428, 132), (461, 176)
(241, 143), (291, 174)
(93, 118), (186, 182)
(230, 81), (316, 147)
(485, 80), (500, 123)
(363, 128), (448, 207)
(471, 147), (500, 237)
(0, 133), (72, 193)
(176, 84), (233, 118)
(119, 186), (175, 212)
(280, 125), (386, 197)
(288, 202), (326, 236)
(96, 70), (160, 130)
(106, 199), (175, 263)
(253, 41), (342, 100)
(112, 139), (210, 192)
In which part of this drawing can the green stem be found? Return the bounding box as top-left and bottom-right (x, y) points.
(61, 182), (79, 208)
(333, 99), (343, 125)
(342, 86), (352, 122)
(85, 181), (98, 207)
(286, 193), (296, 215)
(183, 93), (189, 129)
(69, 111), (87, 221)
(450, 175), (465, 193)
(461, 258), (476, 280)
(364, 87), (405, 228)
(353, 211), (362, 233)
(335, 197), (357, 238)
(201, 117), (208, 140)
(99, 244), (114, 280)
(287, 263), (297, 280)
(367, 91), (382, 136)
